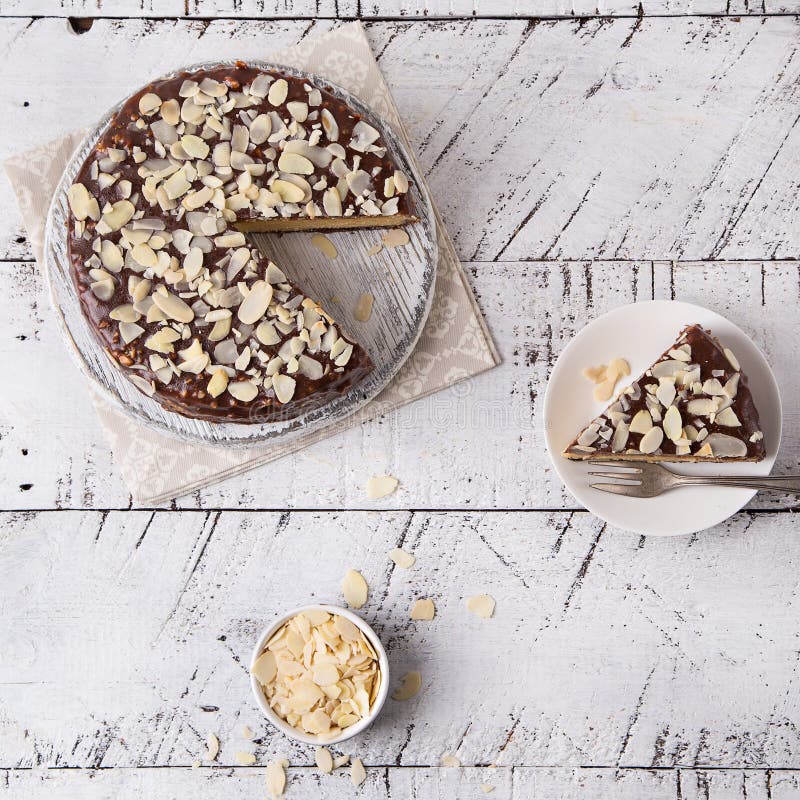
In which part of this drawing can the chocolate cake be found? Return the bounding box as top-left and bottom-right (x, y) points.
(65, 64), (416, 423)
(563, 325), (766, 462)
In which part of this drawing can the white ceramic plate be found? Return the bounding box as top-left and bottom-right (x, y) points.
(543, 300), (781, 537)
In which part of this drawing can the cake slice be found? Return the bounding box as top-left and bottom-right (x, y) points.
(563, 324), (765, 462)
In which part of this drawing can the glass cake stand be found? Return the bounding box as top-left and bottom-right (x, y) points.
(43, 60), (437, 447)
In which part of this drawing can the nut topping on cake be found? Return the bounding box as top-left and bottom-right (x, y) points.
(65, 64), (417, 422)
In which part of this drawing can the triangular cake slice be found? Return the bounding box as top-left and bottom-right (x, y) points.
(563, 324), (766, 462)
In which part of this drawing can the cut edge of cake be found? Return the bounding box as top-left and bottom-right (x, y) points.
(235, 212), (417, 234)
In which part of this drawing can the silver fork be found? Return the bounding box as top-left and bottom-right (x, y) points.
(588, 460), (800, 498)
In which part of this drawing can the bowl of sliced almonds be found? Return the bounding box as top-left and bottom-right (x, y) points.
(250, 604), (389, 745)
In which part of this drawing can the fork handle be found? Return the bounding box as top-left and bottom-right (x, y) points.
(677, 475), (800, 494)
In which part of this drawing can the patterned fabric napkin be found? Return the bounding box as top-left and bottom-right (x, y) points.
(3, 21), (499, 505)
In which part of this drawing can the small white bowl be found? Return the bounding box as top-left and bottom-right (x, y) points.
(250, 604), (390, 746)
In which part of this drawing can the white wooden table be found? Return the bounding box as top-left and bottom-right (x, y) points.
(1, 3), (800, 798)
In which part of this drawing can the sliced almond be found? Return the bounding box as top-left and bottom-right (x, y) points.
(321, 108), (339, 141)
(715, 407), (742, 427)
(655, 379), (677, 408)
(583, 364), (607, 384)
(287, 100), (308, 122)
(629, 409), (653, 435)
(441, 754), (461, 767)
(237, 280), (273, 325)
(207, 369), (229, 399)
(315, 747), (333, 774)
(481, 784), (496, 793)
(131, 242), (158, 269)
(662, 404), (682, 441)
(310, 233), (337, 259)
(704, 432), (748, 458)
(152, 290), (194, 323)
(354, 293), (373, 322)
(367, 475), (399, 500)
(323, 187), (342, 216)
(391, 671), (421, 701)
(278, 152), (314, 175)
(203, 732), (219, 761)
(235, 752), (256, 766)
(100, 239), (124, 272)
(381, 229), (410, 248)
(99, 200), (135, 232)
(273, 373), (296, 404)
(342, 569), (368, 609)
(67, 183), (100, 221)
(161, 98), (180, 125)
(266, 759), (287, 798)
(268, 78), (289, 106)
(272, 179), (306, 204)
(388, 547), (415, 569)
(350, 757), (366, 787)
(410, 599), (435, 621)
(724, 348), (740, 371)
(109, 304), (140, 323)
(639, 426), (664, 454)
(249, 113), (272, 144)
(228, 380), (259, 402)
(467, 594), (495, 619)
(138, 92), (162, 116)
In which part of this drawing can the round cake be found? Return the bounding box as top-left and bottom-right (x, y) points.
(65, 63), (415, 423)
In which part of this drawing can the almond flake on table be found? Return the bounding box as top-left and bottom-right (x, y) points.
(342, 568), (369, 608)
(410, 598), (435, 620)
(315, 747), (334, 774)
(333, 753), (351, 769)
(480, 783), (496, 793)
(388, 547), (415, 569)
(203, 731), (219, 761)
(467, 594), (496, 619)
(234, 751), (256, 765)
(367, 475), (399, 499)
(392, 670), (422, 701)
(240, 725), (253, 739)
(351, 757), (367, 786)
(441, 754), (461, 767)
(266, 758), (288, 798)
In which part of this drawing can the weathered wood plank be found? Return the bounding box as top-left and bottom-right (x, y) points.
(1, 510), (800, 769)
(0, 259), (797, 511)
(6, 766), (792, 799)
(3, 0), (800, 18)
(2, 17), (800, 261)
(4, 766), (799, 799)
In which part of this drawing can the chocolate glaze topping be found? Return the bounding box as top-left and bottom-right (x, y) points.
(66, 64), (415, 423)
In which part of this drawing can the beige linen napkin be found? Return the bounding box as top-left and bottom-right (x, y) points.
(4, 22), (499, 505)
